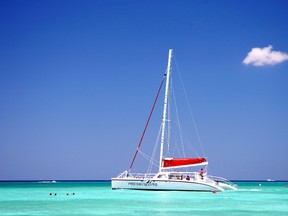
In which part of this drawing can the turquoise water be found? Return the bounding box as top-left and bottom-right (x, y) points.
(0, 181), (287, 215)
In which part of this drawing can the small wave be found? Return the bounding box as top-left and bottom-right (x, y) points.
(237, 188), (261, 192)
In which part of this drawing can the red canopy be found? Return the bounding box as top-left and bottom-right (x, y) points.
(162, 157), (207, 169)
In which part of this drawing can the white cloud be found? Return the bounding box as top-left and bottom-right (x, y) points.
(243, 45), (288, 66)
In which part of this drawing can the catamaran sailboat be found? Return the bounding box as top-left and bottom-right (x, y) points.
(111, 49), (237, 192)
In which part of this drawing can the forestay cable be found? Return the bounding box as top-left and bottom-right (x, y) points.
(129, 74), (166, 172)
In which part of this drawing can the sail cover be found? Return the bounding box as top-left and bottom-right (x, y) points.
(162, 157), (208, 169)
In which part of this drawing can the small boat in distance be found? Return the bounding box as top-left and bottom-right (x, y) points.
(111, 49), (237, 192)
(38, 180), (57, 183)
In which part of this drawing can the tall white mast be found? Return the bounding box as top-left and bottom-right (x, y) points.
(159, 49), (173, 172)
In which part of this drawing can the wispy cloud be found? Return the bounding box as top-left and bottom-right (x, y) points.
(243, 45), (288, 66)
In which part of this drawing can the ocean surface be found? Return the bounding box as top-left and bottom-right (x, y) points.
(0, 181), (287, 216)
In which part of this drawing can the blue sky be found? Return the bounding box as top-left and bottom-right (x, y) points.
(0, 0), (287, 180)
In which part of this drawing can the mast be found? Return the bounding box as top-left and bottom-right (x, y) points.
(159, 49), (173, 172)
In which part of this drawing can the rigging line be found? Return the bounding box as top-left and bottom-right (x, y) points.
(129, 74), (166, 172)
(138, 150), (157, 165)
(171, 81), (186, 158)
(147, 124), (162, 174)
(138, 150), (159, 169)
(178, 123), (201, 157)
(173, 53), (206, 157)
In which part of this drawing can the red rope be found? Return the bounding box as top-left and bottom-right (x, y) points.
(129, 75), (166, 171)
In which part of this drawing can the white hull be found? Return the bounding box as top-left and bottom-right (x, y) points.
(112, 179), (223, 191)
(111, 172), (237, 192)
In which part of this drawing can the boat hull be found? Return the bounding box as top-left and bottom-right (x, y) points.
(111, 178), (226, 192)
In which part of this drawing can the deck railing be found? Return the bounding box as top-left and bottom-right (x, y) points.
(116, 171), (237, 189)
(117, 171), (156, 179)
(208, 175), (238, 188)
